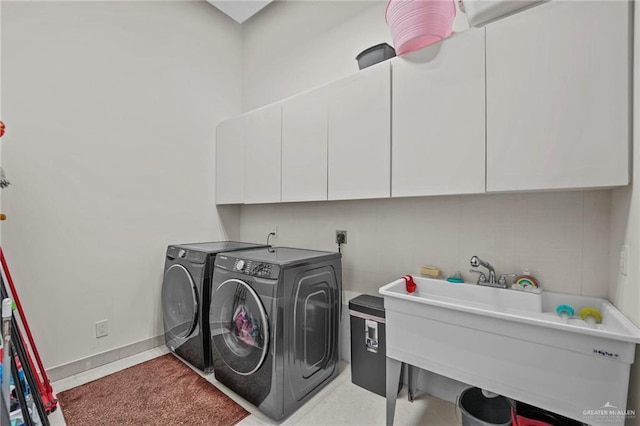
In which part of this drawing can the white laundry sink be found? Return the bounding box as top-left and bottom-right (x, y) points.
(381, 276), (543, 314)
(379, 277), (640, 426)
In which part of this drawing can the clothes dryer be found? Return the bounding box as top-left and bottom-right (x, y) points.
(161, 241), (266, 372)
(210, 247), (342, 420)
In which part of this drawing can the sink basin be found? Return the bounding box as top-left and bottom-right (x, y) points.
(379, 276), (640, 426)
(380, 277), (640, 343)
(382, 276), (542, 313)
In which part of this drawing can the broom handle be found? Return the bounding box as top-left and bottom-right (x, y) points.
(2, 298), (11, 410)
(0, 246), (52, 394)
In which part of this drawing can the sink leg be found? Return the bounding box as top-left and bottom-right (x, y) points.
(408, 364), (419, 402)
(386, 357), (402, 426)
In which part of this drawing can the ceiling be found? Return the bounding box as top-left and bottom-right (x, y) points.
(207, 0), (274, 24)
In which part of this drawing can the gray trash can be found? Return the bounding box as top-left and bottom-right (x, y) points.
(349, 295), (401, 397)
(458, 387), (512, 426)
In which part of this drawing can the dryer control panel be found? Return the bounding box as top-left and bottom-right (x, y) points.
(234, 259), (276, 278)
(215, 255), (279, 279)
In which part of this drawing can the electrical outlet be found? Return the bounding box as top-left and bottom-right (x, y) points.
(96, 320), (109, 338)
(336, 230), (347, 245)
(620, 245), (629, 276)
(271, 225), (278, 239)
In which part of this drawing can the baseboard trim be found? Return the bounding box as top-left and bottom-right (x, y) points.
(46, 335), (165, 382)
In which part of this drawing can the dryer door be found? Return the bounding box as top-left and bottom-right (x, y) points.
(162, 264), (198, 341)
(288, 266), (339, 401)
(211, 279), (269, 376)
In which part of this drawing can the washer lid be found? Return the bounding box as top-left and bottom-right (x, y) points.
(161, 264), (198, 340)
(223, 247), (339, 266)
(170, 241), (266, 254)
(210, 279), (269, 376)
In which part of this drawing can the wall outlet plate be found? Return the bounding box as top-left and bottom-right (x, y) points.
(620, 245), (629, 276)
(336, 230), (347, 245)
(96, 320), (109, 338)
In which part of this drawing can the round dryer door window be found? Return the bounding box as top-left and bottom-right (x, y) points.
(161, 264), (198, 340)
(211, 279), (269, 376)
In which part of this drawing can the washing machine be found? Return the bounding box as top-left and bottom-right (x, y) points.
(210, 247), (342, 420)
(161, 241), (267, 372)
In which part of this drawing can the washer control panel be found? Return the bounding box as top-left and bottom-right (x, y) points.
(166, 246), (206, 264)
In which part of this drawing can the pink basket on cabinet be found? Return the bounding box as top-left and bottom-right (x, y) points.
(385, 0), (456, 55)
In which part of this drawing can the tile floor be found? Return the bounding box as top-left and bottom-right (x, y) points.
(47, 346), (460, 426)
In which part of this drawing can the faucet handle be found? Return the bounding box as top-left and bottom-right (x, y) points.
(469, 269), (487, 284)
(498, 273), (517, 287)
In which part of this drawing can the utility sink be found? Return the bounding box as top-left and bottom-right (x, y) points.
(379, 276), (640, 426)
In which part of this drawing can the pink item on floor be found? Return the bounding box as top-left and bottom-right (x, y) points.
(385, 0), (456, 55)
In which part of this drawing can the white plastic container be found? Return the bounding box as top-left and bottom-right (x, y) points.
(459, 0), (546, 27)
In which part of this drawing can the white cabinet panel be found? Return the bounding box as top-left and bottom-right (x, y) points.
(216, 116), (244, 205)
(328, 62), (391, 200)
(392, 29), (486, 197)
(486, 0), (630, 192)
(281, 87), (328, 202)
(244, 103), (282, 204)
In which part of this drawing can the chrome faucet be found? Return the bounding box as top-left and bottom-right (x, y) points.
(470, 256), (515, 289)
(470, 256), (496, 285)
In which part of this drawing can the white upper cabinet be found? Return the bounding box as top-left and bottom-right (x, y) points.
(328, 62), (391, 200)
(218, 2), (630, 205)
(281, 87), (328, 202)
(216, 116), (244, 205)
(244, 103), (282, 204)
(486, 0), (630, 192)
(392, 29), (486, 197)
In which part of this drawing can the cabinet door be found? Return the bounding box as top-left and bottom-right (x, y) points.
(281, 87), (328, 202)
(216, 116), (244, 205)
(244, 103), (282, 204)
(328, 62), (391, 200)
(486, 0), (630, 192)
(392, 29), (486, 197)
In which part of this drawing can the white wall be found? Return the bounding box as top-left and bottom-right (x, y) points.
(243, 0), (468, 111)
(609, 0), (640, 325)
(242, 1), (384, 111)
(1, 1), (242, 369)
(610, 0), (640, 416)
(241, 192), (611, 296)
(610, 188), (637, 321)
(240, 0), (611, 298)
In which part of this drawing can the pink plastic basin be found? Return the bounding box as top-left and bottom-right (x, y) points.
(386, 0), (456, 55)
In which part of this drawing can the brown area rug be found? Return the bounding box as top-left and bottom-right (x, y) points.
(57, 353), (250, 426)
